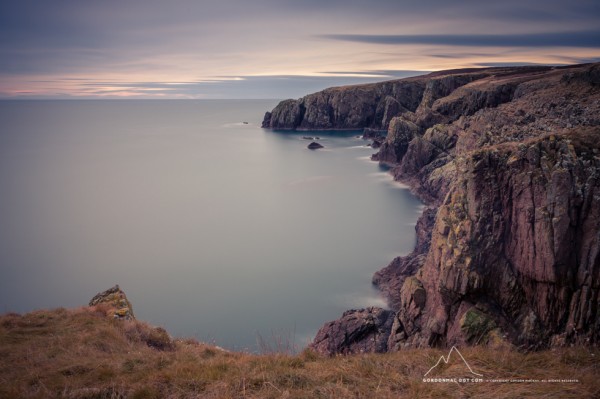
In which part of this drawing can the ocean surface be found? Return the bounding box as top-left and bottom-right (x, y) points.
(0, 100), (422, 351)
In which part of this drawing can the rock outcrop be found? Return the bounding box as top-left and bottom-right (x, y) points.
(88, 286), (176, 351)
(264, 63), (600, 355)
(89, 285), (135, 320)
(310, 307), (394, 354)
(307, 141), (324, 150)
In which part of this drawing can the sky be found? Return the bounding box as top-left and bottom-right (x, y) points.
(1, 0), (599, 99)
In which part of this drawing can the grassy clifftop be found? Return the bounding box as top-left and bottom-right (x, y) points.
(1, 306), (599, 398)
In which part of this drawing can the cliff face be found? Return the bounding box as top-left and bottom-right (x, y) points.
(390, 132), (600, 350)
(262, 79), (427, 130)
(264, 63), (600, 354)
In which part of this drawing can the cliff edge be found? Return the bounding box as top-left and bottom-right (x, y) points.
(263, 63), (600, 354)
(3, 289), (598, 398)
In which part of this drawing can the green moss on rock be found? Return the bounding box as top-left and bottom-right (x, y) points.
(460, 308), (497, 344)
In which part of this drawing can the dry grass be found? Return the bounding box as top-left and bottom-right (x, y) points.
(1, 308), (598, 399)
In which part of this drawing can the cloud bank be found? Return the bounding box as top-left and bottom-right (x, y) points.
(1, 0), (599, 98)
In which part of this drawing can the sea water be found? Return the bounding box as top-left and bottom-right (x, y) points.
(0, 100), (422, 351)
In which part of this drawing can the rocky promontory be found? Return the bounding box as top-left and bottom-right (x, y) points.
(263, 63), (600, 354)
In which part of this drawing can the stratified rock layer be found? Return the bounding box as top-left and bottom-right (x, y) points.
(264, 63), (600, 355)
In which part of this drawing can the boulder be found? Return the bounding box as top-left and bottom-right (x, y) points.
(89, 285), (135, 320)
(310, 307), (394, 355)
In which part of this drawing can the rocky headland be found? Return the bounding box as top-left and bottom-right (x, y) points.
(263, 63), (600, 354)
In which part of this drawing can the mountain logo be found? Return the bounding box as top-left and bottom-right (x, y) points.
(424, 346), (483, 378)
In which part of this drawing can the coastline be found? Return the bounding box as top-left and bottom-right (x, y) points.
(263, 62), (600, 354)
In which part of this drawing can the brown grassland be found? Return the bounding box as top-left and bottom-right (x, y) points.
(0, 306), (599, 398)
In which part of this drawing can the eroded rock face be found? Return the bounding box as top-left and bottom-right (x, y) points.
(310, 307), (394, 355)
(264, 63), (600, 354)
(373, 117), (419, 165)
(89, 285), (135, 320)
(371, 207), (435, 310)
(393, 133), (600, 350)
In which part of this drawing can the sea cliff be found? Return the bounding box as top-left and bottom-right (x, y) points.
(263, 63), (600, 354)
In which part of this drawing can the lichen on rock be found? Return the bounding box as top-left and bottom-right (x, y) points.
(89, 285), (135, 320)
(459, 308), (497, 344)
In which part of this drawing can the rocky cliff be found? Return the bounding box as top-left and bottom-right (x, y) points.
(262, 78), (427, 130)
(263, 63), (600, 354)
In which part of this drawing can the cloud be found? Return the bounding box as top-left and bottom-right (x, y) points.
(319, 30), (600, 48)
(0, 72), (429, 99)
(1, 1), (600, 98)
(317, 70), (423, 78)
(474, 62), (557, 67)
(429, 53), (497, 59)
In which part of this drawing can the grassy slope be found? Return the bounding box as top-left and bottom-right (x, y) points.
(1, 307), (599, 398)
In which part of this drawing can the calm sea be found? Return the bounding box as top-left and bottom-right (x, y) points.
(0, 100), (422, 351)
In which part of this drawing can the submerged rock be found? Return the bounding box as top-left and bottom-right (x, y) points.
(307, 141), (324, 150)
(89, 285), (135, 320)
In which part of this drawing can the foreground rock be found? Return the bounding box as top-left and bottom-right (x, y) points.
(307, 141), (324, 150)
(88, 285), (175, 351)
(89, 285), (135, 320)
(264, 63), (600, 354)
(310, 308), (394, 355)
